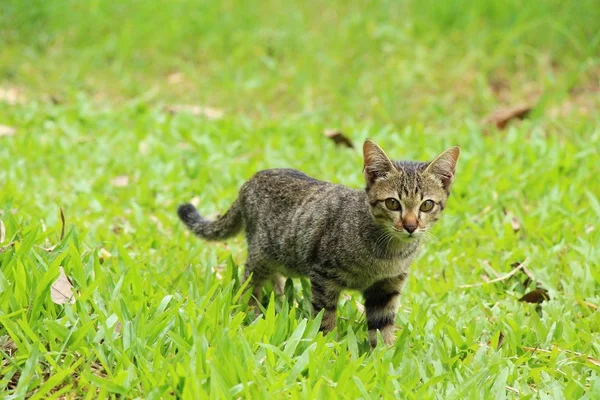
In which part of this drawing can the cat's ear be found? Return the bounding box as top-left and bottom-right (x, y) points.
(363, 139), (396, 186)
(423, 146), (460, 192)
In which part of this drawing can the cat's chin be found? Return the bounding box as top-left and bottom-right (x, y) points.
(399, 235), (419, 242)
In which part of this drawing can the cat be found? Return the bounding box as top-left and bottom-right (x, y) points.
(178, 139), (460, 346)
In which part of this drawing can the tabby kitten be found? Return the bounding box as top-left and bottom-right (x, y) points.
(178, 140), (460, 346)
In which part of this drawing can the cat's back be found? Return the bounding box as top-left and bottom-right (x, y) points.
(243, 168), (328, 197)
(239, 168), (351, 219)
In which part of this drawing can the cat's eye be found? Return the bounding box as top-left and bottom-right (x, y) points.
(420, 200), (435, 212)
(384, 198), (401, 211)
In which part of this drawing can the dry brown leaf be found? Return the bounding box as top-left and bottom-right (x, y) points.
(190, 196), (201, 208)
(0, 242), (15, 254)
(0, 335), (17, 354)
(488, 78), (510, 100)
(149, 215), (163, 230)
(323, 129), (354, 148)
(505, 386), (520, 395)
(355, 300), (365, 314)
(519, 288), (550, 304)
(164, 104), (224, 120)
(0, 88), (23, 105)
(0, 219), (5, 243)
(99, 248), (112, 264)
(0, 125), (16, 137)
(176, 142), (192, 150)
(483, 103), (533, 130)
(472, 205), (492, 223)
(59, 207), (65, 241)
(511, 216), (521, 233)
(167, 72), (184, 84)
(51, 267), (75, 304)
(497, 331), (505, 349)
(139, 141), (150, 155)
(110, 176), (129, 187)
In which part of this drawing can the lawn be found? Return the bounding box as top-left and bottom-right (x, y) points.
(1, 0), (600, 398)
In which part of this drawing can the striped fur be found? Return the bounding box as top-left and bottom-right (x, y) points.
(178, 140), (459, 346)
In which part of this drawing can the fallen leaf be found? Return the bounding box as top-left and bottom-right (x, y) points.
(0, 125), (16, 137)
(176, 142), (192, 150)
(511, 216), (521, 233)
(139, 141), (150, 155)
(190, 196), (201, 208)
(0, 242), (15, 254)
(59, 207), (65, 241)
(519, 288), (550, 304)
(472, 205), (492, 223)
(51, 267), (75, 304)
(323, 129), (354, 148)
(164, 104), (224, 120)
(167, 72), (184, 84)
(110, 176), (129, 187)
(0, 87), (23, 105)
(150, 215), (163, 230)
(0, 219), (5, 243)
(488, 78), (510, 101)
(114, 321), (122, 334)
(355, 300), (365, 314)
(483, 103), (533, 130)
(505, 386), (520, 395)
(49, 94), (63, 105)
(0, 335), (17, 354)
(99, 248), (112, 264)
(497, 331), (505, 349)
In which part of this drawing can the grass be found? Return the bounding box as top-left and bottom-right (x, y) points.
(1, 0), (600, 397)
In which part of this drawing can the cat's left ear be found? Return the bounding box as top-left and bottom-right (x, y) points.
(423, 146), (460, 192)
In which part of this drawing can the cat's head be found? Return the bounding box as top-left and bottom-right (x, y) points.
(363, 139), (460, 240)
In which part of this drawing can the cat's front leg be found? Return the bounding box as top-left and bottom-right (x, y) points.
(363, 272), (408, 347)
(309, 273), (342, 333)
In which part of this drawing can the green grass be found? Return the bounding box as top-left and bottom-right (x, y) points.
(1, 0), (600, 398)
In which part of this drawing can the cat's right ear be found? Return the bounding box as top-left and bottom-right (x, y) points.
(363, 139), (396, 186)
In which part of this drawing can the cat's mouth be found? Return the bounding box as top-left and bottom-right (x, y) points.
(390, 227), (421, 241)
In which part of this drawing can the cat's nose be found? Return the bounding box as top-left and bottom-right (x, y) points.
(403, 224), (417, 234)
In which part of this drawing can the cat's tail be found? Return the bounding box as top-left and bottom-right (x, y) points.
(177, 199), (243, 241)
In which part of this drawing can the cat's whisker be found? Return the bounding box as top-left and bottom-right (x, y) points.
(421, 230), (440, 243)
(373, 230), (390, 250)
(384, 231), (397, 252)
(375, 230), (395, 254)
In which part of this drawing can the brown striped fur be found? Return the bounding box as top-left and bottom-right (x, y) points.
(178, 140), (460, 346)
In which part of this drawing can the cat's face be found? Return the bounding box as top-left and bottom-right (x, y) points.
(363, 140), (460, 240)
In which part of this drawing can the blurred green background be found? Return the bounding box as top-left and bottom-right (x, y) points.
(2, 0), (599, 122)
